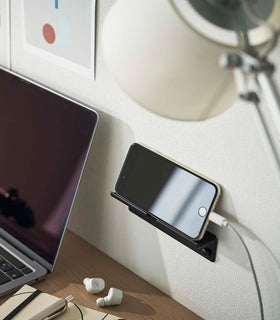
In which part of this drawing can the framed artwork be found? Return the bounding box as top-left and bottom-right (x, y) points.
(22, 0), (96, 77)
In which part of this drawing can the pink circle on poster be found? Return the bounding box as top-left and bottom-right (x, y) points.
(42, 24), (56, 44)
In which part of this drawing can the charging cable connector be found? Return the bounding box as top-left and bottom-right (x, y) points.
(209, 211), (228, 227)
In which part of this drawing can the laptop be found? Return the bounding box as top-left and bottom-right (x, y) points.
(0, 67), (98, 296)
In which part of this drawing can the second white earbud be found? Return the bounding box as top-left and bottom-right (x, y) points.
(96, 288), (123, 307)
(83, 278), (105, 294)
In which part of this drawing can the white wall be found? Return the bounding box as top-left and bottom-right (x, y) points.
(5, 1), (280, 319)
(0, 0), (9, 67)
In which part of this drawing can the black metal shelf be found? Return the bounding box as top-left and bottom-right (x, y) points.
(111, 192), (217, 262)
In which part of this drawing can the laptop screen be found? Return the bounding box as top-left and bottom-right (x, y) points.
(0, 68), (98, 269)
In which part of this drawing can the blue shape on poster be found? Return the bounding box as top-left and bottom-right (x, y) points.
(58, 11), (71, 48)
(55, 0), (59, 9)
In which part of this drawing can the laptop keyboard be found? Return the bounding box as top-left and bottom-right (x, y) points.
(0, 247), (33, 285)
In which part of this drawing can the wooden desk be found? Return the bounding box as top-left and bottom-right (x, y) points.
(0, 230), (202, 320)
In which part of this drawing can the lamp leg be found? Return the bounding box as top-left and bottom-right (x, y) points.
(222, 52), (280, 186)
(250, 99), (280, 188)
(257, 71), (280, 137)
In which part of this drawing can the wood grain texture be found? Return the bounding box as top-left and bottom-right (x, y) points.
(0, 230), (202, 320)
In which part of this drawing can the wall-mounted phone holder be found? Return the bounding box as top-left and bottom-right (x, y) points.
(111, 192), (218, 262)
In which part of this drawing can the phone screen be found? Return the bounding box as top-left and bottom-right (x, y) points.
(116, 144), (219, 240)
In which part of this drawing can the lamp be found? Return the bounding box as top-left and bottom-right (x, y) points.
(102, 0), (280, 184)
(102, 0), (280, 120)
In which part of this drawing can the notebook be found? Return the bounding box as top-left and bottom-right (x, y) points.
(0, 66), (98, 296)
(0, 285), (123, 319)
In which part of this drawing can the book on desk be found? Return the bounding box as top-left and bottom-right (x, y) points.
(0, 285), (123, 320)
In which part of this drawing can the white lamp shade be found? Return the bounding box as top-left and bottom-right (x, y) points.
(102, 0), (280, 121)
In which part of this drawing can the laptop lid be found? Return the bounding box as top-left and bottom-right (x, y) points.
(0, 67), (98, 272)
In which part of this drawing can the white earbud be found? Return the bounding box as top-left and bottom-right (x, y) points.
(96, 288), (123, 307)
(83, 278), (105, 294)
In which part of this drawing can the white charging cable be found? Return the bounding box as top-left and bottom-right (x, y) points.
(210, 212), (264, 320)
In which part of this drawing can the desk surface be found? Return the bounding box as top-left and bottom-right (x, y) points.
(0, 230), (202, 320)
